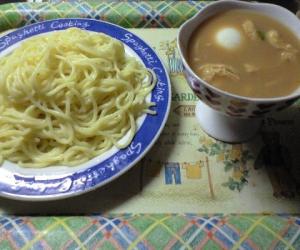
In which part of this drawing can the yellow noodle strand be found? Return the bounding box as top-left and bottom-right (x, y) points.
(0, 28), (156, 167)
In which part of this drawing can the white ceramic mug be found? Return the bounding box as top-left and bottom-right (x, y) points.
(177, 0), (300, 142)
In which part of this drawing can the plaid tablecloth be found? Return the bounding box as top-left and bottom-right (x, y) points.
(1, 214), (300, 249)
(0, 1), (299, 249)
(0, 1), (211, 30)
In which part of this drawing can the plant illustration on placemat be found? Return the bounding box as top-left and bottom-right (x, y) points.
(198, 137), (254, 192)
(159, 39), (183, 74)
(222, 170), (249, 192)
(222, 146), (253, 192)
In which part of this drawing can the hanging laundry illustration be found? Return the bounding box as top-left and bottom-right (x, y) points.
(181, 161), (202, 179)
(164, 162), (181, 184)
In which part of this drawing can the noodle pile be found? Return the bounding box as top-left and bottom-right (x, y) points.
(0, 28), (156, 167)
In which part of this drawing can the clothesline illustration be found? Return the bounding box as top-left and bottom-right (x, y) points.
(139, 158), (215, 199)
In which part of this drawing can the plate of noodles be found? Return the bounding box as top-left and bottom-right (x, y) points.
(0, 18), (170, 200)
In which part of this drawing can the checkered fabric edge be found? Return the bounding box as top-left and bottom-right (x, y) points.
(0, 214), (300, 250)
(0, 1), (213, 31)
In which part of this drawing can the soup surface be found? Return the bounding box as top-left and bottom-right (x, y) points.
(188, 9), (300, 98)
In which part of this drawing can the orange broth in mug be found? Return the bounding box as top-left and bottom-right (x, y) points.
(188, 9), (300, 98)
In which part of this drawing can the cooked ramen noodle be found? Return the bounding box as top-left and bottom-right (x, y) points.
(0, 28), (156, 167)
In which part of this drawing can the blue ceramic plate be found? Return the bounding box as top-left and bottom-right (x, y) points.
(0, 19), (171, 200)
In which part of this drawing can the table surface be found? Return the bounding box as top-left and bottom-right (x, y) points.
(0, 1), (299, 249)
